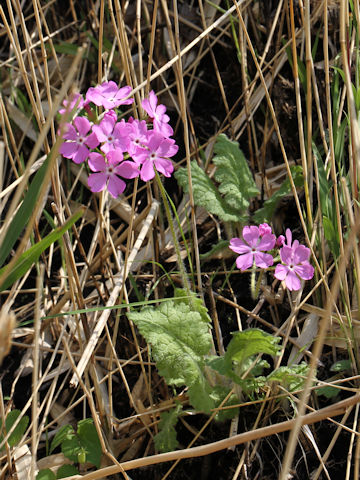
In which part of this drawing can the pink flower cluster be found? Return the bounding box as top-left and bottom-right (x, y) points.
(59, 82), (178, 198)
(229, 224), (314, 291)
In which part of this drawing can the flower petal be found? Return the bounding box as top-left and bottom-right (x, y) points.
(229, 238), (251, 255)
(107, 175), (126, 198)
(254, 252), (274, 269)
(293, 245), (310, 264)
(242, 226), (260, 247)
(88, 153), (106, 172)
(257, 233), (276, 252)
(235, 253), (253, 271)
(274, 264), (289, 281)
(140, 160), (155, 181)
(285, 270), (301, 291)
(294, 262), (314, 280)
(279, 245), (293, 265)
(73, 116), (91, 136)
(88, 172), (107, 192)
(72, 145), (89, 164)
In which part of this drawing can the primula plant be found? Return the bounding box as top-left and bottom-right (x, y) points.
(59, 81), (178, 196)
(230, 224), (314, 295)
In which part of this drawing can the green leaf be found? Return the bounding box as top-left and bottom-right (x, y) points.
(175, 161), (242, 223)
(226, 329), (281, 370)
(212, 134), (259, 211)
(253, 165), (303, 224)
(36, 469), (57, 480)
(0, 209), (83, 292)
(50, 425), (75, 454)
(0, 151), (53, 268)
(154, 404), (182, 452)
(210, 386), (239, 422)
(0, 410), (29, 448)
(77, 419), (102, 469)
(330, 359), (351, 372)
(61, 436), (82, 464)
(128, 301), (214, 412)
(267, 363), (309, 392)
(56, 465), (79, 479)
(173, 288), (211, 323)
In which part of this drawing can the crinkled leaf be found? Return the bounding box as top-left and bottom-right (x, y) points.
(237, 376), (267, 395)
(50, 425), (75, 454)
(226, 329), (281, 370)
(154, 404), (182, 452)
(128, 301), (214, 412)
(175, 161), (242, 223)
(56, 465), (79, 479)
(253, 165), (303, 224)
(0, 410), (29, 448)
(210, 386), (239, 422)
(213, 134), (259, 211)
(267, 363), (309, 392)
(77, 419), (102, 468)
(36, 469), (56, 480)
(174, 288), (211, 323)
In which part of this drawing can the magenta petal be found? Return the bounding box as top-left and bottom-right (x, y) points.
(107, 175), (126, 197)
(154, 121), (173, 138)
(285, 229), (293, 246)
(154, 157), (173, 177)
(229, 238), (251, 255)
(242, 226), (260, 247)
(285, 270), (301, 291)
(294, 263), (314, 280)
(257, 233), (276, 251)
(72, 145), (89, 164)
(73, 116), (91, 136)
(60, 142), (77, 157)
(62, 124), (77, 140)
(107, 149), (123, 165)
(279, 245), (293, 264)
(88, 153), (106, 172)
(254, 252), (274, 269)
(88, 172), (107, 192)
(86, 132), (99, 149)
(115, 161), (139, 179)
(293, 245), (310, 264)
(235, 253), (253, 271)
(274, 264), (289, 281)
(140, 160), (155, 181)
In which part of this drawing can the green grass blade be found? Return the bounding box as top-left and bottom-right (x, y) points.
(0, 150), (53, 268)
(0, 208), (83, 292)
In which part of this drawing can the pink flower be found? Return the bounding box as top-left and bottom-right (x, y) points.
(274, 229), (314, 291)
(229, 226), (276, 271)
(60, 117), (98, 164)
(259, 223), (272, 236)
(92, 116), (129, 154)
(86, 81), (133, 109)
(126, 119), (149, 156)
(276, 235), (285, 247)
(87, 152), (139, 198)
(135, 131), (178, 181)
(59, 92), (85, 115)
(141, 90), (173, 137)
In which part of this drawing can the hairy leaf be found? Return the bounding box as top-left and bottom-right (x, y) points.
(175, 161), (242, 223)
(267, 363), (309, 392)
(154, 404), (182, 452)
(128, 301), (214, 412)
(213, 134), (259, 211)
